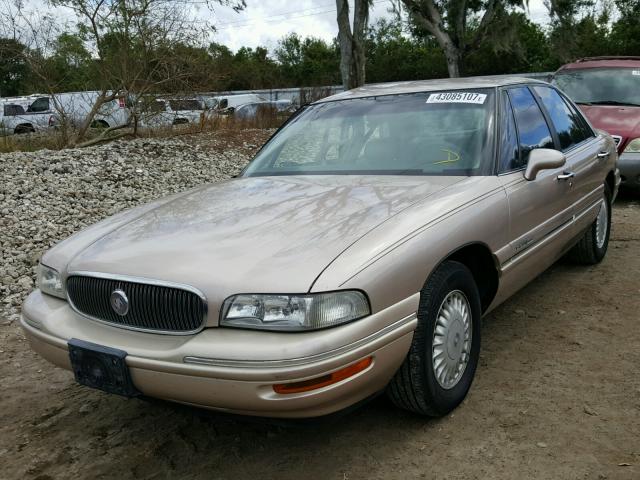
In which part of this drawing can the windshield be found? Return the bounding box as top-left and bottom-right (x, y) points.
(553, 68), (640, 106)
(243, 90), (495, 177)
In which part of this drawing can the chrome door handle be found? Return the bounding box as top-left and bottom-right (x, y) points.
(596, 151), (610, 159)
(557, 171), (575, 181)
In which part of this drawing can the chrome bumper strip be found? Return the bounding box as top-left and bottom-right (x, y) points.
(183, 312), (418, 368)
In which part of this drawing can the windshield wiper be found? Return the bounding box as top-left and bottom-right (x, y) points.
(588, 100), (640, 107)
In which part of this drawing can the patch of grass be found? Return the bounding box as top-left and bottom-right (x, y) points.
(0, 132), (67, 153)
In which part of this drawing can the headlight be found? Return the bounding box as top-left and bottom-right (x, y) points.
(37, 264), (66, 299)
(624, 138), (640, 153)
(221, 291), (370, 331)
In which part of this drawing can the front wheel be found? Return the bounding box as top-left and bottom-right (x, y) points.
(568, 184), (611, 264)
(387, 260), (481, 416)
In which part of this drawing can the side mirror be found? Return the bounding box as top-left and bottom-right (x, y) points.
(524, 148), (566, 181)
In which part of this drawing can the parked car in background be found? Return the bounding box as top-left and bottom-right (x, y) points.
(0, 99), (56, 135)
(202, 93), (270, 111)
(21, 92), (131, 129)
(553, 56), (640, 190)
(137, 97), (208, 128)
(232, 100), (296, 121)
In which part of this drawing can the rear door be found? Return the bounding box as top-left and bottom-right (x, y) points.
(498, 86), (575, 262)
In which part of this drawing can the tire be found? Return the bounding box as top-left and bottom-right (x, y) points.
(14, 124), (35, 134)
(387, 260), (481, 416)
(91, 120), (110, 129)
(568, 184), (611, 265)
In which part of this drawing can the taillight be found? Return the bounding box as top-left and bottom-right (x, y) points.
(118, 97), (125, 108)
(48, 116), (55, 126)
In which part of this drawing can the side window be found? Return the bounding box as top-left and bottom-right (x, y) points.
(4, 104), (25, 116)
(499, 91), (521, 172)
(508, 87), (554, 164)
(27, 97), (50, 113)
(533, 86), (590, 150)
(559, 91), (594, 139)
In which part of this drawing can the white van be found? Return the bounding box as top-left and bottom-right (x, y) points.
(24, 92), (131, 129)
(202, 93), (268, 110)
(137, 98), (209, 128)
(0, 99), (56, 136)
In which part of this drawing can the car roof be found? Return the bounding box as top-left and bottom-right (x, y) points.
(315, 76), (547, 103)
(557, 56), (640, 71)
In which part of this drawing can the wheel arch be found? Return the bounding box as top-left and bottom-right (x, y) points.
(91, 119), (110, 129)
(14, 123), (35, 134)
(429, 242), (500, 314)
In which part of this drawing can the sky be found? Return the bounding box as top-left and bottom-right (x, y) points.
(205, 0), (551, 52)
(19, 0), (551, 53)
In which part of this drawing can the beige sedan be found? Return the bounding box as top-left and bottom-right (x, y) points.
(22, 77), (619, 418)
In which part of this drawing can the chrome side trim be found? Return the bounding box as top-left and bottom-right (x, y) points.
(184, 312), (418, 368)
(501, 218), (573, 273)
(501, 184), (604, 271)
(66, 270), (208, 336)
(502, 194), (603, 273)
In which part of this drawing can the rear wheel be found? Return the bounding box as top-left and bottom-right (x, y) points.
(90, 120), (110, 129)
(568, 184), (611, 264)
(387, 260), (481, 416)
(14, 124), (35, 134)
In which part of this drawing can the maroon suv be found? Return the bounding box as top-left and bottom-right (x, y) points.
(553, 56), (640, 190)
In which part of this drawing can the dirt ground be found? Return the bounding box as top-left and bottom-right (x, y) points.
(1, 190), (639, 480)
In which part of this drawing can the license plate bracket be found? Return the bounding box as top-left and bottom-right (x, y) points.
(68, 338), (139, 397)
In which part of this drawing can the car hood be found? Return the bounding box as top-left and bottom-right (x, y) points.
(66, 175), (462, 312)
(577, 104), (640, 152)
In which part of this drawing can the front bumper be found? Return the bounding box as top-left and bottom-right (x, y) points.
(20, 290), (417, 418)
(619, 152), (640, 190)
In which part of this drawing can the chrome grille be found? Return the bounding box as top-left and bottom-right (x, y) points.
(66, 275), (207, 334)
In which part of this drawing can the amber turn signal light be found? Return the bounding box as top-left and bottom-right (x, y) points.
(273, 357), (373, 394)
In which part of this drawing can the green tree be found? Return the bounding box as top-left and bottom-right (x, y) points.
(45, 32), (93, 91)
(275, 33), (340, 86)
(543, 0), (616, 63)
(609, 0), (640, 55)
(208, 42), (235, 90)
(228, 46), (280, 90)
(464, 12), (555, 75)
(0, 37), (29, 96)
(400, 0), (528, 77)
(365, 19), (447, 82)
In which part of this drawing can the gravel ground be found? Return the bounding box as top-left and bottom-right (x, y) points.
(0, 132), (639, 480)
(0, 130), (271, 325)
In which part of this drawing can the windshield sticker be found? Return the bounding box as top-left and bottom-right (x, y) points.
(426, 92), (487, 104)
(633, 70), (640, 76)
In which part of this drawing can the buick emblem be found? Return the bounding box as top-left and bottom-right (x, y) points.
(110, 289), (129, 316)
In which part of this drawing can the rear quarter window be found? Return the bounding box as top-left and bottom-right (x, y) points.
(3, 104), (25, 116)
(533, 86), (591, 151)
